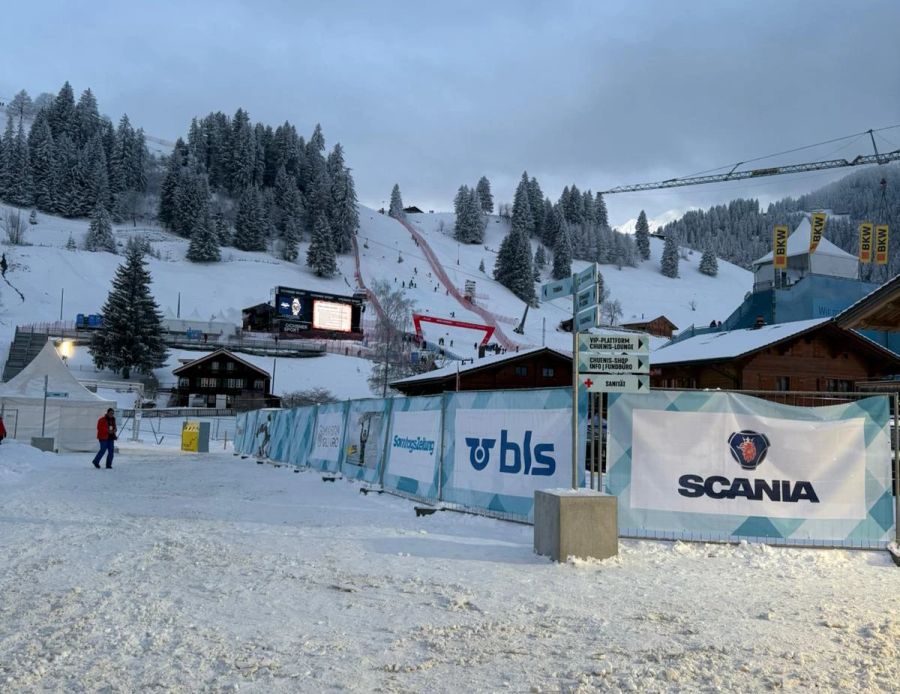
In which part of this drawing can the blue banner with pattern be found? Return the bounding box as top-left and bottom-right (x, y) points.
(382, 394), (443, 499)
(340, 398), (393, 483)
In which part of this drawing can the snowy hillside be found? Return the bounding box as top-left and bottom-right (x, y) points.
(0, 202), (751, 395)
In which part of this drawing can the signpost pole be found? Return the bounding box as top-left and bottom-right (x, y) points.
(571, 271), (578, 490)
(894, 393), (899, 544)
(589, 393), (595, 490)
(41, 375), (48, 437)
(599, 392), (605, 492)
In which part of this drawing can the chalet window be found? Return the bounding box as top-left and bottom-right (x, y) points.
(253, 379), (265, 391)
(210, 361), (220, 371)
(225, 378), (244, 389)
(776, 376), (790, 391)
(515, 366), (528, 377)
(226, 362), (235, 372)
(542, 367), (555, 378)
(199, 377), (218, 389)
(825, 379), (852, 393)
(178, 377), (189, 389)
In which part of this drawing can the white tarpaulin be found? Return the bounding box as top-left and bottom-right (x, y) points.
(0, 341), (114, 451)
(630, 409), (867, 520)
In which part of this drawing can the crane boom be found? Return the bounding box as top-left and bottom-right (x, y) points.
(601, 149), (900, 195)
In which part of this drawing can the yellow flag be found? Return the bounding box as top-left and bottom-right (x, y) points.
(809, 212), (827, 254)
(875, 225), (889, 265)
(773, 226), (789, 270)
(859, 222), (873, 263)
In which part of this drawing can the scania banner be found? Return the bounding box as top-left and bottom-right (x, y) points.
(606, 391), (894, 547)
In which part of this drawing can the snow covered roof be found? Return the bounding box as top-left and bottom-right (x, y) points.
(0, 341), (114, 402)
(752, 217), (857, 266)
(172, 348), (271, 377)
(651, 318), (830, 366)
(391, 346), (570, 386)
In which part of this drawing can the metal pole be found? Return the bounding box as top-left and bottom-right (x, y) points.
(59, 288), (64, 322)
(589, 393), (596, 490)
(571, 271), (579, 490)
(542, 317), (546, 347)
(894, 393), (899, 543)
(599, 392), (606, 493)
(41, 375), (48, 437)
(177, 292), (181, 318)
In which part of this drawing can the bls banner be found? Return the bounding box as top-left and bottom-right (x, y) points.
(773, 226), (789, 269)
(440, 388), (586, 520)
(859, 222), (873, 263)
(606, 391), (894, 547)
(809, 212), (827, 254)
(875, 225), (889, 265)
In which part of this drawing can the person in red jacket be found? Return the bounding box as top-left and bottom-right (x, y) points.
(0, 415), (6, 444)
(92, 408), (117, 469)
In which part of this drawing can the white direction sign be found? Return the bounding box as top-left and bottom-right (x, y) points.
(580, 373), (649, 394)
(574, 306), (601, 331)
(578, 352), (649, 374)
(541, 277), (573, 301)
(574, 283), (599, 312)
(578, 331), (650, 355)
(574, 263), (598, 288)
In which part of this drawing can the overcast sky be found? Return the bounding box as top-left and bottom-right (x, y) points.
(4, 0), (899, 227)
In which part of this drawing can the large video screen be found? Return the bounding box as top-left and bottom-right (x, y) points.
(275, 290), (305, 321)
(313, 300), (352, 332)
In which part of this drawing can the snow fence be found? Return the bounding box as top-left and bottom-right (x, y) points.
(234, 387), (588, 522)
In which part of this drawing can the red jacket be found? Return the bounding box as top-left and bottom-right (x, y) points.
(97, 415), (116, 441)
(0, 417), (6, 439)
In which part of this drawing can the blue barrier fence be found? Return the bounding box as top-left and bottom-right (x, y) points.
(234, 387), (588, 522)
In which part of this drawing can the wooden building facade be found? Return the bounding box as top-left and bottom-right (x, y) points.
(621, 315), (679, 338)
(172, 349), (280, 410)
(391, 347), (572, 396)
(650, 318), (900, 392)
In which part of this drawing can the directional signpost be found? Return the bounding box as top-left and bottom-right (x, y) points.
(577, 352), (649, 374)
(580, 373), (650, 394)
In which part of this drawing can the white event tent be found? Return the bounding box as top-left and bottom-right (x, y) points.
(0, 341), (114, 451)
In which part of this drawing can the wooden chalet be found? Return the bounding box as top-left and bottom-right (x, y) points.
(836, 273), (900, 332)
(402, 206), (424, 214)
(391, 347), (572, 396)
(172, 348), (280, 410)
(621, 315), (678, 338)
(650, 317), (900, 392)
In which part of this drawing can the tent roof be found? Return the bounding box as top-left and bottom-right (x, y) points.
(752, 217), (858, 266)
(0, 341), (113, 402)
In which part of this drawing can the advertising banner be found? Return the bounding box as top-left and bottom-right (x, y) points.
(875, 225), (889, 265)
(809, 212), (827, 254)
(341, 398), (392, 483)
(440, 388), (586, 521)
(308, 402), (348, 472)
(249, 409), (280, 459)
(773, 226), (789, 270)
(606, 391), (894, 547)
(266, 408), (296, 463)
(383, 395), (443, 499)
(233, 412), (249, 454)
(285, 406), (316, 468)
(859, 222), (873, 263)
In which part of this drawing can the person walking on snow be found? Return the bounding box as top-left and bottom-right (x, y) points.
(92, 408), (117, 469)
(0, 414), (6, 444)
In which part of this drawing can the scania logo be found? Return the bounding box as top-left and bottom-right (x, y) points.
(727, 430), (770, 471)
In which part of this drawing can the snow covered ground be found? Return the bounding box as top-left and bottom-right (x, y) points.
(1, 441), (897, 692)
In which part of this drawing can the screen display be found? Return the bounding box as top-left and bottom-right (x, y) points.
(313, 300), (352, 332)
(275, 292), (304, 320)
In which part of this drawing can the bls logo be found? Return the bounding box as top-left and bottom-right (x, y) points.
(727, 430), (770, 471)
(465, 430), (556, 476)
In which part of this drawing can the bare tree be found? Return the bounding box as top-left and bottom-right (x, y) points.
(367, 279), (419, 397)
(601, 298), (623, 326)
(281, 387), (337, 408)
(2, 209), (27, 245)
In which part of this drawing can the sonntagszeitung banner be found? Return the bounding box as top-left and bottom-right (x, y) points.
(308, 402), (348, 472)
(606, 391), (894, 547)
(440, 388), (587, 521)
(383, 395), (443, 499)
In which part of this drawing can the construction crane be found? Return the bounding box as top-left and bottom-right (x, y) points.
(601, 128), (900, 194)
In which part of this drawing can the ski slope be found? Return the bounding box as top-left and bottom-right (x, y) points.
(0, 202), (751, 396)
